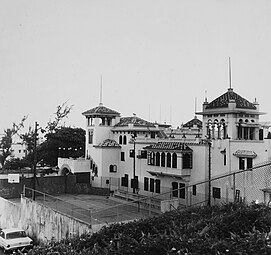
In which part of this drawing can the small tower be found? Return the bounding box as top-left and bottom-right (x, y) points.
(197, 88), (264, 140)
(82, 104), (120, 159)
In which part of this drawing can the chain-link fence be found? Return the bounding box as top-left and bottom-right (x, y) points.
(22, 187), (92, 224)
(92, 161), (271, 225)
(23, 161), (271, 228)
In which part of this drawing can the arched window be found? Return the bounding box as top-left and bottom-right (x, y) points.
(167, 153), (171, 168)
(161, 152), (165, 167)
(148, 152), (155, 165)
(156, 152), (160, 166)
(172, 153), (177, 168)
(119, 135), (122, 144)
(123, 135), (127, 145)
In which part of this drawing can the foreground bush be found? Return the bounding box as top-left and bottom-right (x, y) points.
(27, 203), (271, 254)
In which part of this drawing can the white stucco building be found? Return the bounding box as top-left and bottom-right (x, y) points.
(58, 87), (271, 206)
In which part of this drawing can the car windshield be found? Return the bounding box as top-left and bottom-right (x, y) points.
(6, 231), (27, 239)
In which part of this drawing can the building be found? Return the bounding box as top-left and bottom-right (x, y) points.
(58, 87), (271, 206)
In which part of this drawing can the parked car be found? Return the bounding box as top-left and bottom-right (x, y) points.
(0, 228), (33, 253)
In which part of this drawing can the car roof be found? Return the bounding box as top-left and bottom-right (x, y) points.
(1, 228), (25, 234)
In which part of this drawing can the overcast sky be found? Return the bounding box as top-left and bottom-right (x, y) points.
(1, 0), (271, 133)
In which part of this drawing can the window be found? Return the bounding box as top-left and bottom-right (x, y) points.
(172, 153), (177, 168)
(150, 132), (156, 138)
(144, 177), (149, 191)
(147, 152), (155, 165)
(131, 176), (138, 189)
(121, 152), (125, 161)
(167, 153), (171, 168)
(123, 135), (127, 145)
(150, 178), (155, 192)
(119, 135), (122, 144)
(192, 185), (196, 196)
(179, 183), (185, 199)
(88, 130), (93, 144)
(121, 174), (128, 187)
(130, 149), (135, 158)
(224, 154), (226, 166)
(172, 182), (178, 197)
(156, 152), (160, 166)
(109, 165), (117, 173)
(239, 158), (245, 170)
(161, 152), (165, 167)
(213, 187), (221, 199)
(140, 150), (148, 159)
(155, 179), (161, 193)
(183, 153), (192, 169)
(247, 158), (253, 169)
(259, 129), (264, 140)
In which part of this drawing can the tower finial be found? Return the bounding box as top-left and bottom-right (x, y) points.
(99, 74), (103, 106)
(229, 57), (232, 90)
(195, 97), (197, 116)
(204, 90), (208, 102)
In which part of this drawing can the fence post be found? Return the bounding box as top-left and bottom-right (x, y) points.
(117, 205), (119, 223)
(149, 197), (151, 217)
(233, 172), (236, 202)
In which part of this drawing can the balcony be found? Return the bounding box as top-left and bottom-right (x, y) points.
(147, 165), (191, 179)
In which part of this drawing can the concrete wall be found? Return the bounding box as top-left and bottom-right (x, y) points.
(20, 197), (91, 242)
(0, 196), (91, 243)
(0, 175), (110, 199)
(0, 197), (21, 230)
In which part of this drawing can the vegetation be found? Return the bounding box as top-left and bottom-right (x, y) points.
(26, 202), (271, 255)
(1, 102), (85, 170)
(37, 126), (85, 166)
(0, 116), (27, 169)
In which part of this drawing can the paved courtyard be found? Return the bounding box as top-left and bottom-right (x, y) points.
(10, 193), (159, 226)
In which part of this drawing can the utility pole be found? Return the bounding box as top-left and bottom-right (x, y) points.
(33, 121), (38, 200)
(131, 131), (137, 194)
(207, 128), (212, 206)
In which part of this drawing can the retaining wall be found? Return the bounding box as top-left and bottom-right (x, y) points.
(0, 196), (92, 242)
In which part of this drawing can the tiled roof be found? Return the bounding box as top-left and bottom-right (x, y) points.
(183, 117), (202, 128)
(233, 150), (257, 158)
(206, 88), (256, 110)
(144, 142), (192, 151)
(96, 139), (121, 148)
(82, 104), (120, 116)
(114, 116), (155, 127)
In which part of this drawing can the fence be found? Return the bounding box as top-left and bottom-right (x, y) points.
(93, 160), (271, 224)
(23, 161), (271, 228)
(22, 186), (92, 224)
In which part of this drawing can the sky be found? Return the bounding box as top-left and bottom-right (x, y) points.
(1, 0), (271, 134)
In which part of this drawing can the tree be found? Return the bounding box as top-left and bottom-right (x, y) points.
(46, 101), (73, 133)
(20, 101), (73, 158)
(37, 127), (85, 166)
(0, 116), (27, 169)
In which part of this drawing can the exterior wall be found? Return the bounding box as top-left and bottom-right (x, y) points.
(0, 196), (91, 243)
(58, 158), (91, 174)
(100, 148), (120, 180)
(10, 143), (27, 159)
(0, 197), (21, 230)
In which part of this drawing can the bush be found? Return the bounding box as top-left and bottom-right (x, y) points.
(26, 203), (271, 255)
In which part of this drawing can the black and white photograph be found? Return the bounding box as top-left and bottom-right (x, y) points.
(1, 0), (271, 254)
